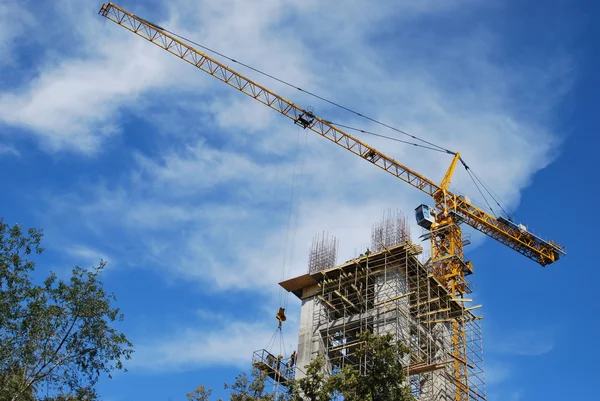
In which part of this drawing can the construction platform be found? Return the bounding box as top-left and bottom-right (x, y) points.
(252, 349), (295, 387)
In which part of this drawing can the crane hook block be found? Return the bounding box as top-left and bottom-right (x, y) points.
(276, 307), (287, 326)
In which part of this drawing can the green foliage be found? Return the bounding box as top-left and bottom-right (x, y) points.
(189, 331), (414, 401)
(41, 387), (99, 401)
(327, 331), (415, 401)
(288, 355), (333, 401)
(0, 219), (133, 401)
(225, 368), (277, 401)
(186, 367), (279, 401)
(288, 331), (414, 401)
(187, 385), (219, 401)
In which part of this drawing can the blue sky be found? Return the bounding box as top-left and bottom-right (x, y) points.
(0, 0), (596, 400)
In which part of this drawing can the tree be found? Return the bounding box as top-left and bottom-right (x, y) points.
(188, 331), (414, 401)
(186, 367), (277, 401)
(0, 219), (133, 401)
(224, 368), (278, 401)
(288, 355), (333, 401)
(326, 331), (414, 401)
(41, 387), (99, 401)
(187, 385), (220, 401)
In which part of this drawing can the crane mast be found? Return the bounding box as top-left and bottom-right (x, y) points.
(99, 3), (565, 400)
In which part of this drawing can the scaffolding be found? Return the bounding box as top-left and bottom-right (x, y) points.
(280, 223), (486, 400)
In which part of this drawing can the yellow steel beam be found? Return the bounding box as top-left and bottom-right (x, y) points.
(440, 152), (461, 191)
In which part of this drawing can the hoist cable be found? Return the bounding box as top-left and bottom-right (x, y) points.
(284, 128), (309, 310)
(277, 127), (303, 307)
(266, 327), (280, 352)
(281, 329), (287, 358)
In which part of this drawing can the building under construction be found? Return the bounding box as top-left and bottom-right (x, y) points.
(279, 211), (486, 400)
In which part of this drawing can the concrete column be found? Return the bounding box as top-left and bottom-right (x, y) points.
(295, 296), (316, 379)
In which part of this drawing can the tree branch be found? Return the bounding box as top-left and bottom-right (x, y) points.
(14, 309), (81, 401)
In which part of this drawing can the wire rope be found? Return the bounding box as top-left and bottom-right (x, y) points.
(466, 169), (495, 216)
(162, 28), (453, 154)
(265, 326), (280, 353)
(160, 23), (520, 222)
(470, 169), (522, 221)
(323, 120), (452, 154)
(277, 128), (300, 307)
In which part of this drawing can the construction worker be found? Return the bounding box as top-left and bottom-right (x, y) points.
(275, 354), (283, 374)
(290, 350), (297, 367)
(286, 350), (297, 375)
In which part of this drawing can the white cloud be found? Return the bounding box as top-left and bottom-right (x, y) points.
(0, 41), (183, 153)
(485, 361), (512, 386)
(131, 139), (293, 197)
(130, 320), (296, 372)
(487, 326), (555, 356)
(0, 1), (33, 66)
(0, 143), (19, 156)
(0, 0), (210, 153)
(489, 389), (523, 401)
(67, 244), (113, 269)
(0, 0), (504, 155)
(195, 308), (228, 323)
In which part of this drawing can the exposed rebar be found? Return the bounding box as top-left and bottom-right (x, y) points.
(371, 209), (411, 252)
(308, 232), (338, 274)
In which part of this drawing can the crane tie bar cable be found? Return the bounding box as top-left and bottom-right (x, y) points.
(139, 14), (522, 226)
(163, 22), (518, 221)
(323, 120), (453, 154)
(162, 28), (453, 154)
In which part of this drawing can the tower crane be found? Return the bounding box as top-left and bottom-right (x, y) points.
(98, 3), (565, 400)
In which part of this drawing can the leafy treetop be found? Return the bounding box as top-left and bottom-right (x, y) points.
(0, 219), (133, 401)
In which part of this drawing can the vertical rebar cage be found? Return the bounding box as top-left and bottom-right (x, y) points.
(308, 232), (338, 274)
